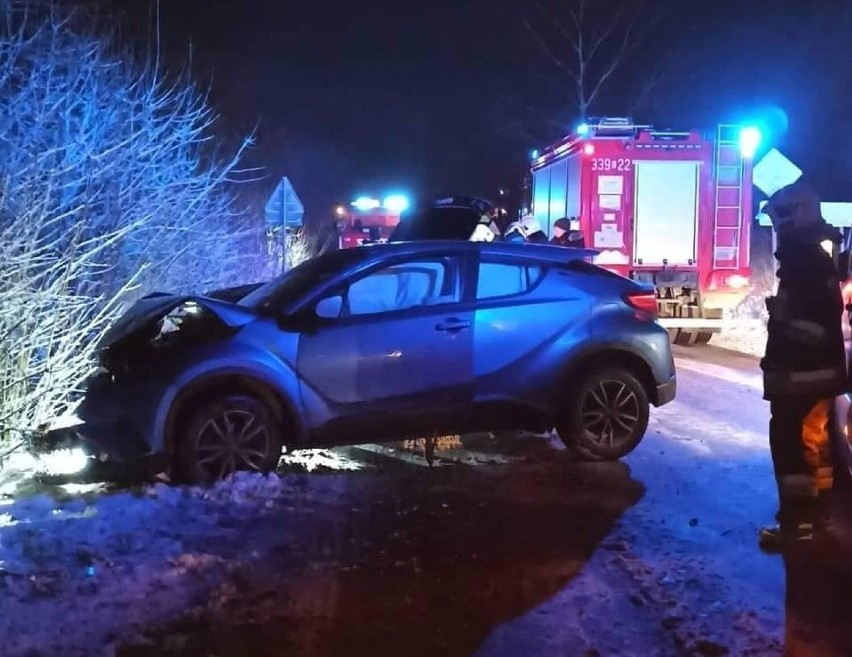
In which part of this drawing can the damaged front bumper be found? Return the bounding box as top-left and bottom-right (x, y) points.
(26, 292), (258, 473)
(30, 419), (149, 463)
(27, 417), (161, 478)
(29, 371), (164, 469)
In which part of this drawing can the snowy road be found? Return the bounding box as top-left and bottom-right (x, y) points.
(1, 346), (851, 657)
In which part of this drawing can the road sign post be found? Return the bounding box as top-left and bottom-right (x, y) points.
(264, 177), (304, 275)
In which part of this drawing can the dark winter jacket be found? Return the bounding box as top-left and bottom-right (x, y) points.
(761, 221), (847, 400)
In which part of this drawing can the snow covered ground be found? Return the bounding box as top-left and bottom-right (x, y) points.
(711, 325), (767, 358)
(0, 346), (849, 657)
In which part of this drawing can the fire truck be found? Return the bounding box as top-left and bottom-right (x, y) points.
(530, 117), (758, 346)
(335, 196), (408, 249)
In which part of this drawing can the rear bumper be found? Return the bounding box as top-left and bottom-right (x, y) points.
(655, 376), (677, 406)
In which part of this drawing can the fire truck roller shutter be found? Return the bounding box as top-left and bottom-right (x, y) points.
(532, 165), (551, 233)
(546, 158), (569, 237)
(633, 160), (700, 267)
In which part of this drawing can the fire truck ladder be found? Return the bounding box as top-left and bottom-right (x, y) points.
(712, 125), (745, 270)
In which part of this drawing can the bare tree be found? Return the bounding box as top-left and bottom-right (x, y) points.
(521, 0), (667, 120)
(0, 1), (266, 442)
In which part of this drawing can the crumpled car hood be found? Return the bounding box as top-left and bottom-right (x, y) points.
(98, 293), (259, 349)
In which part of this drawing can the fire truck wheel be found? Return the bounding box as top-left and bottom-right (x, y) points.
(556, 367), (650, 461)
(672, 329), (699, 346)
(695, 332), (713, 345)
(671, 330), (714, 346)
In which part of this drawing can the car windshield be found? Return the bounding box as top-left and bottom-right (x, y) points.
(239, 248), (367, 312)
(391, 206), (481, 241)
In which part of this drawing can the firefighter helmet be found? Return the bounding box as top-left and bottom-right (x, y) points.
(504, 221), (526, 242)
(520, 214), (543, 236)
(764, 180), (824, 235)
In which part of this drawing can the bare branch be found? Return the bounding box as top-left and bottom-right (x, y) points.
(520, 14), (576, 82)
(0, 0), (269, 438)
(521, 0), (670, 120)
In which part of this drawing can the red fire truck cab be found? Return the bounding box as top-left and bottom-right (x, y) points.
(530, 117), (756, 346)
(336, 204), (401, 249)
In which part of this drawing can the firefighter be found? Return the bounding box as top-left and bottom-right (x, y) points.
(503, 220), (527, 243)
(759, 180), (847, 552)
(520, 215), (548, 243)
(470, 223), (496, 242)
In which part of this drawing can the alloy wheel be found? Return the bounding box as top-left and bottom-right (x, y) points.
(194, 407), (273, 480)
(579, 379), (641, 449)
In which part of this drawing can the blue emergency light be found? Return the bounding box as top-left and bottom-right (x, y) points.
(382, 194), (410, 213)
(739, 126), (762, 159)
(351, 197), (380, 211)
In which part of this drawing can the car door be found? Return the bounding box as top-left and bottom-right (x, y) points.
(472, 255), (592, 399)
(297, 250), (475, 439)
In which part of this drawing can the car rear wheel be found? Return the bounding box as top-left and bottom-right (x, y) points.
(556, 367), (650, 460)
(175, 394), (283, 484)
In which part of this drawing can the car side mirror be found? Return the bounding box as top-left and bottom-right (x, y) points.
(316, 295), (343, 320)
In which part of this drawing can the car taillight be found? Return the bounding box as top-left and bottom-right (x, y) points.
(625, 291), (658, 319)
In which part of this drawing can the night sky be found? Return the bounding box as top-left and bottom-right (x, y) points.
(111, 0), (852, 222)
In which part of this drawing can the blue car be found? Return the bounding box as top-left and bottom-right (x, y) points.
(41, 240), (676, 483)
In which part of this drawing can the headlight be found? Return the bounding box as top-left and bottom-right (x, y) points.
(37, 448), (90, 476)
(155, 302), (203, 341)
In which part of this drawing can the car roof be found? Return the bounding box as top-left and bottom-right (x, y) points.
(356, 239), (598, 264)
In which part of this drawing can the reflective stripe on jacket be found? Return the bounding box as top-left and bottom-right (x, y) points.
(762, 366), (847, 398)
(778, 473), (819, 499)
(816, 466), (834, 491)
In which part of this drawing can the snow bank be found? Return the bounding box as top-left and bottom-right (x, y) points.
(0, 471), (312, 657)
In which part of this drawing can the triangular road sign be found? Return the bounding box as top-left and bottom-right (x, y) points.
(264, 177), (304, 228)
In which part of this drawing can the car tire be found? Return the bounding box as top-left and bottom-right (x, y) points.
(695, 331), (713, 345)
(174, 393), (283, 485)
(556, 367), (650, 461)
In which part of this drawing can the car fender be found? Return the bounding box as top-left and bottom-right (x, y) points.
(150, 350), (307, 453)
(556, 336), (673, 402)
(589, 303), (675, 377)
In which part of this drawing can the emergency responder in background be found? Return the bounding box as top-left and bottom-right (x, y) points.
(503, 220), (526, 243)
(550, 217), (586, 248)
(520, 215), (548, 243)
(759, 180), (847, 552)
(470, 223), (496, 242)
(566, 229), (585, 248)
(550, 217), (572, 245)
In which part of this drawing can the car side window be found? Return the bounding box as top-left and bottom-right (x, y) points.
(341, 257), (462, 317)
(477, 260), (544, 300)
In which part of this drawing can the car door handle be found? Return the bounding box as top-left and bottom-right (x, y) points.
(435, 318), (471, 332)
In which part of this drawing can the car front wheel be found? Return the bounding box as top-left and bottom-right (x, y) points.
(175, 393), (283, 484)
(556, 367), (650, 460)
